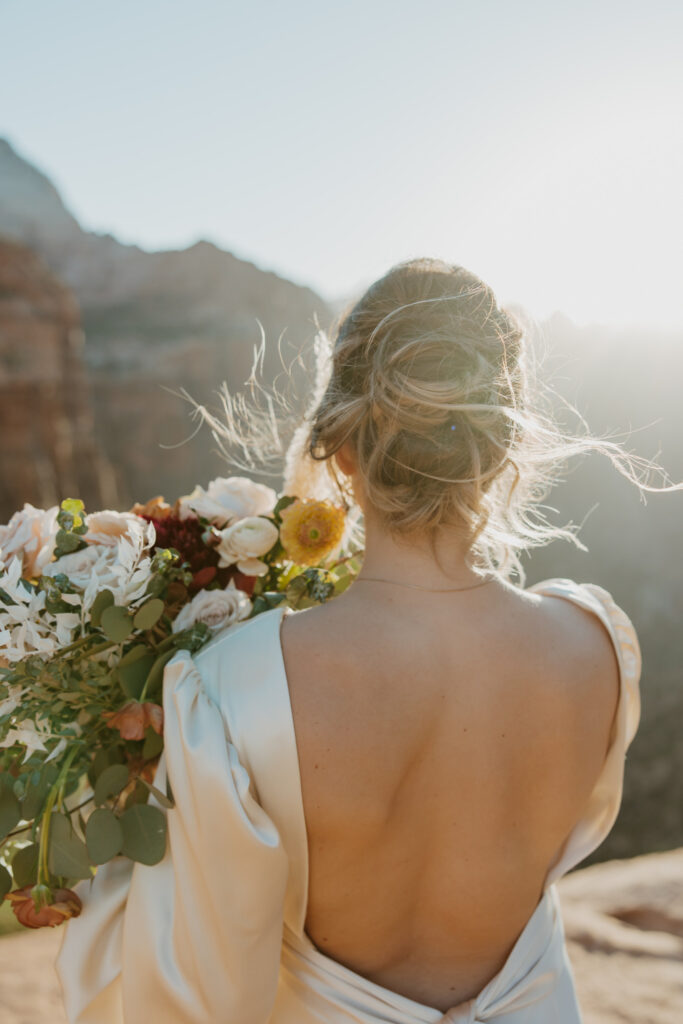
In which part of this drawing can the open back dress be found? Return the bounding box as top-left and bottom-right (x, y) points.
(56, 578), (642, 1024)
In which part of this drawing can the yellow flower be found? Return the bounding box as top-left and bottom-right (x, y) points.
(279, 499), (345, 566)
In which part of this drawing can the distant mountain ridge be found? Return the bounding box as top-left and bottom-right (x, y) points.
(0, 137), (330, 505)
(0, 137), (330, 368)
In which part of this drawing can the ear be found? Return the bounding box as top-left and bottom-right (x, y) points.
(334, 440), (355, 477)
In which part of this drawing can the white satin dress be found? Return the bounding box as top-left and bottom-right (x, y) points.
(56, 578), (642, 1024)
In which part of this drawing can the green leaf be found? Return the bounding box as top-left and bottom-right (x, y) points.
(142, 727), (164, 760)
(273, 495), (297, 518)
(123, 779), (149, 809)
(140, 649), (176, 698)
(0, 864), (11, 901)
(21, 771), (51, 821)
(118, 653), (156, 700)
(12, 842), (40, 888)
(101, 605), (135, 643)
(94, 764), (130, 806)
(137, 776), (174, 810)
(54, 530), (83, 555)
(119, 803), (167, 865)
(48, 812), (93, 880)
(85, 808), (124, 864)
(133, 598), (165, 632)
(0, 786), (21, 841)
(87, 745), (125, 788)
(90, 589), (115, 628)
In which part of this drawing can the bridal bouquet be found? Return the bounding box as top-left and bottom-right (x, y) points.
(0, 478), (359, 928)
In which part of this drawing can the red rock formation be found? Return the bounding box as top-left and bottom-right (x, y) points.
(0, 238), (117, 519)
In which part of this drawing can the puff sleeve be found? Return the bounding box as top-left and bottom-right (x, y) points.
(56, 648), (290, 1023)
(530, 579), (642, 888)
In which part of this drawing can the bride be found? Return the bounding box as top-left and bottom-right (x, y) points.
(57, 258), (648, 1022)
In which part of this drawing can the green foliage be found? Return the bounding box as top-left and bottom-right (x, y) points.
(0, 776), (21, 841)
(285, 567), (335, 609)
(85, 808), (124, 864)
(11, 842), (39, 888)
(119, 804), (167, 865)
(0, 863), (11, 901)
(142, 727), (164, 760)
(118, 650), (156, 700)
(133, 598), (165, 631)
(94, 764), (129, 806)
(53, 498), (89, 561)
(101, 605), (135, 643)
(89, 589), (115, 628)
(48, 812), (92, 880)
(21, 767), (57, 820)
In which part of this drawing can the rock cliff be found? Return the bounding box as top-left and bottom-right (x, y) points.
(0, 237), (117, 515)
(0, 138), (331, 507)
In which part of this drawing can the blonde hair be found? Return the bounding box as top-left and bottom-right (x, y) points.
(197, 257), (677, 584)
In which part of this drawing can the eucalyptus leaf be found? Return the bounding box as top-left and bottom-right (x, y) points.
(142, 727), (164, 760)
(21, 772), (51, 820)
(94, 764), (130, 806)
(12, 842), (40, 888)
(0, 863), (11, 901)
(123, 779), (149, 809)
(90, 589), (115, 628)
(141, 649), (176, 698)
(88, 744), (126, 788)
(48, 812), (93, 880)
(119, 803), (167, 865)
(119, 644), (149, 667)
(101, 605), (134, 643)
(138, 776), (174, 810)
(85, 808), (124, 864)
(0, 786), (21, 841)
(133, 598), (165, 632)
(118, 654), (155, 700)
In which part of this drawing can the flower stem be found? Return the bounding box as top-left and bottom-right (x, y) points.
(37, 744), (80, 887)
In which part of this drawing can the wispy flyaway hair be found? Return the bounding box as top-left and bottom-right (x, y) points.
(196, 258), (678, 584)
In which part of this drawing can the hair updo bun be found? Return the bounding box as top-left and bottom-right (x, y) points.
(307, 259), (527, 548)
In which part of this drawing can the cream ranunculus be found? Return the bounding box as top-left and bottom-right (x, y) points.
(215, 516), (279, 575)
(0, 503), (59, 578)
(43, 518), (155, 613)
(172, 580), (252, 633)
(178, 477), (277, 527)
(84, 510), (146, 547)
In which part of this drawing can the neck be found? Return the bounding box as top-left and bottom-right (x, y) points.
(356, 510), (482, 589)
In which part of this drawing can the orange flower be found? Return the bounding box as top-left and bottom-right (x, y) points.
(129, 496), (173, 520)
(5, 886), (82, 929)
(102, 701), (164, 741)
(279, 499), (345, 566)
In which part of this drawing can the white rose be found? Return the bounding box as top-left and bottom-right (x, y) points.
(43, 544), (104, 588)
(172, 580), (252, 633)
(43, 522), (154, 612)
(216, 516), (279, 575)
(84, 510), (145, 547)
(0, 503), (59, 578)
(178, 477), (276, 526)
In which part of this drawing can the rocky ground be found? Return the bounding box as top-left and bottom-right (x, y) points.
(1, 849), (682, 1023)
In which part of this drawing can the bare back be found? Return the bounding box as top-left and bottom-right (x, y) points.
(279, 580), (620, 1012)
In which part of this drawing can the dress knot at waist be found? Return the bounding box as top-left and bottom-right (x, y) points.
(278, 886), (574, 1024)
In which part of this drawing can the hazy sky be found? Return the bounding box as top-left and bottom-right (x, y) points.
(2, 0), (682, 327)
